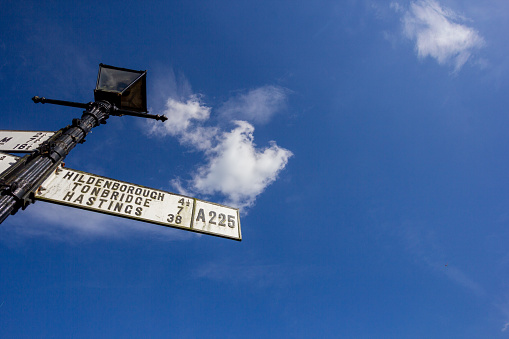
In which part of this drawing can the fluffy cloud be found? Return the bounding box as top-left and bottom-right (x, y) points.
(218, 86), (288, 124)
(149, 86), (293, 210)
(190, 121), (292, 209)
(401, 0), (484, 71)
(148, 95), (216, 150)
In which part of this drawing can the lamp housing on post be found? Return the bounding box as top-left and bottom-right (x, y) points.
(32, 63), (167, 122)
(94, 64), (147, 113)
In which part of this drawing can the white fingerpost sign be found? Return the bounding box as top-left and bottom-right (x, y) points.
(0, 130), (55, 152)
(0, 152), (19, 175)
(35, 165), (241, 241)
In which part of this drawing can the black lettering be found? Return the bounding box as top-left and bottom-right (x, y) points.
(112, 183), (119, 191)
(127, 186), (134, 194)
(63, 191), (74, 201)
(86, 177), (95, 185)
(135, 207), (143, 216)
(196, 208), (205, 222)
(158, 193), (164, 201)
(135, 197), (143, 205)
(81, 185), (91, 193)
(228, 215), (235, 228)
(71, 182), (82, 191)
(86, 197), (96, 206)
(73, 194), (84, 204)
(103, 180), (112, 189)
(120, 184), (127, 192)
(125, 205), (133, 214)
(111, 191), (119, 200)
(63, 171), (73, 180)
(101, 189), (110, 198)
(125, 195), (133, 203)
(78, 175), (85, 183)
(98, 199), (108, 208)
(91, 187), (101, 196)
(209, 211), (217, 225)
(113, 202), (123, 212)
(144, 199), (151, 207)
(143, 189), (150, 197)
(150, 191), (158, 200)
(95, 179), (103, 187)
(218, 213), (226, 226)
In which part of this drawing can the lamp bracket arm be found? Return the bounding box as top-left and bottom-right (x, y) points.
(112, 107), (168, 122)
(32, 96), (91, 109)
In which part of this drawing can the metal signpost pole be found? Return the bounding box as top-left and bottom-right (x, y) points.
(0, 101), (112, 223)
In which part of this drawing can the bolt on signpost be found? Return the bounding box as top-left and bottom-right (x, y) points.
(0, 64), (241, 241)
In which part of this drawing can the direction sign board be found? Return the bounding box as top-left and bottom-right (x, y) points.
(0, 152), (19, 175)
(0, 130), (55, 152)
(35, 165), (241, 241)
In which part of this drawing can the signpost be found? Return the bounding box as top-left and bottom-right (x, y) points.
(0, 64), (242, 241)
(35, 165), (241, 240)
(0, 131), (54, 152)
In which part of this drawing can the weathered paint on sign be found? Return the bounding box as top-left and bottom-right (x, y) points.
(0, 152), (19, 175)
(36, 165), (241, 241)
(0, 130), (54, 152)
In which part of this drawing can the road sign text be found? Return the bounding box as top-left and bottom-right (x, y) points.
(36, 166), (241, 240)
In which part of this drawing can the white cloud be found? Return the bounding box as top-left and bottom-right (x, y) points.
(401, 0), (484, 71)
(148, 84), (293, 211)
(218, 85), (288, 125)
(162, 95), (210, 132)
(148, 95), (218, 151)
(190, 121), (292, 209)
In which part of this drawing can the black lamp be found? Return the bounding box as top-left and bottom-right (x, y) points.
(94, 64), (147, 113)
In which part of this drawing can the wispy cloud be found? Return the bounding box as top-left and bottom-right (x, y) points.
(406, 221), (485, 296)
(373, 218), (486, 297)
(495, 294), (509, 333)
(502, 322), (509, 332)
(192, 259), (308, 288)
(398, 0), (484, 71)
(218, 86), (289, 125)
(193, 261), (285, 288)
(1, 202), (192, 243)
(148, 81), (293, 211)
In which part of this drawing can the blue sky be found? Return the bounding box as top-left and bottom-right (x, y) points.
(2, 0), (509, 337)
